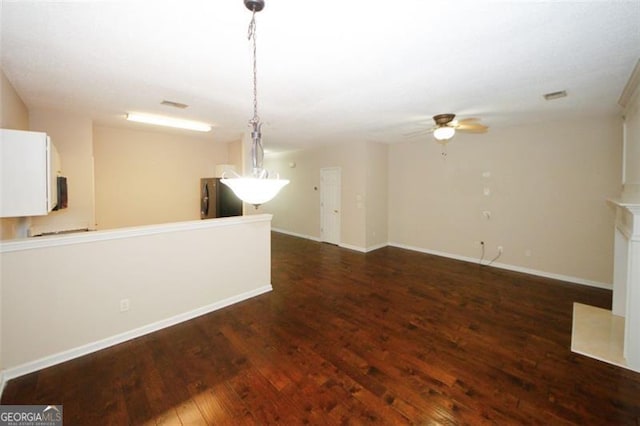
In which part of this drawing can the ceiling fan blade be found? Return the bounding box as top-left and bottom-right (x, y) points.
(457, 126), (488, 133)
(452, 118), (481, 126)
(450, 117), (480, 127)
(456, 117), (480, 123)
(403, 127), (435, 138)
(455, 122), (488, 130)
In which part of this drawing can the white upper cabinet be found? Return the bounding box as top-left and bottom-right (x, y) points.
(1, 129), (59, 217)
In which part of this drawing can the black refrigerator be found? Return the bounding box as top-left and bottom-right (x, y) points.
(200, 178), (243, 219)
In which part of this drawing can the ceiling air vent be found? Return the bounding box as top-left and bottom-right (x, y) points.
(161, 100), (189, 109)
(543, 90), (567, 101)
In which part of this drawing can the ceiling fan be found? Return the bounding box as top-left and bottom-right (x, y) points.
(406, 113), (489, 143)
(431, 114), (488, 142)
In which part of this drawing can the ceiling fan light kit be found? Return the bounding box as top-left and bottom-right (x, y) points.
(433, 126), (456, 142)
(429, 113), (488, 145)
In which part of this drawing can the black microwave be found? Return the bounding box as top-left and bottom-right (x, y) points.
(53, 176), (68, 211)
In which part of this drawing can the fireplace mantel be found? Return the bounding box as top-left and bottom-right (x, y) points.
(573, 201), (640, 372)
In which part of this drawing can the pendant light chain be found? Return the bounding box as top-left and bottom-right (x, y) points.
(220, 0), (289, 208)
(247, 5), (264, 175)
(248, 8), (259, 125)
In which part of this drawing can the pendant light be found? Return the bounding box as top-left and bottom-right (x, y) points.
(221, 0), (289, 208)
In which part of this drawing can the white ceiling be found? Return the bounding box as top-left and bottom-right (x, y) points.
(2, 1), (639, 152)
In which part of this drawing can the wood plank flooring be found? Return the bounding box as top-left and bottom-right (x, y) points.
(3, 232), (640, 424)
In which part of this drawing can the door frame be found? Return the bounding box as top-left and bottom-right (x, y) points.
(320, 167), (341, 245)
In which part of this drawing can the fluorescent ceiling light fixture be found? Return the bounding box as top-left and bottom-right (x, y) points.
(126, 113), (211, 132)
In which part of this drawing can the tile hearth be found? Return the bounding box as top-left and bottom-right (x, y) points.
(571, 302), (627, 369)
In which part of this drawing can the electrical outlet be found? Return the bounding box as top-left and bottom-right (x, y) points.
(497, 246), (504, 254)
(119, 299), (130, 312)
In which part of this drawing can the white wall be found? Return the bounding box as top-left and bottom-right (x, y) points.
(228, 139), (244, 173)
(0, 67), (30, 376)
(388, 117), (622, 285)
(1, 215), (272, 374)
(93, 125), (229, 229)
(255, 140), (389, 252)
(29, 108), (95, 234)
(365, 142), (389, 248)
(257, 140), (369, 249)
(622, 63), (640, 202)
(0, 68), (30, 242)
(0, 69), (28, 132)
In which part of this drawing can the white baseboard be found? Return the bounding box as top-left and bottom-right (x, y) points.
(339, 242), (389, 253)
(388, 242), (612, 290)
(271, 229), (388, 254)
(0, 371), (6, 398)
(338, 242), (366, 252)
(272, 228), (321, 242)
(0, 285), (273, 387)
(272, 230), (609, 289)
(366, 242), (389, 252)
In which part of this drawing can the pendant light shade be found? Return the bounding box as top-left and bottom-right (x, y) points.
(221, 175), (290, 206)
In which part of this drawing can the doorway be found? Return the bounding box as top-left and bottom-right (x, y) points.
(320, 167), (341, 245)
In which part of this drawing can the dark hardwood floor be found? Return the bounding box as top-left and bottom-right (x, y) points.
(3, 232), (640, 425)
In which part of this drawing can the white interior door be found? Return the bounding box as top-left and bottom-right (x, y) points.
(320, 167), (341, 245)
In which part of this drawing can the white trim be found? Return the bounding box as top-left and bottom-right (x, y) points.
(339, 242), (389, 253)
(366, 242), (389, 252)
(388, 242), (612, 290)
(0, 214), (273, 253)
(0, 285), (272, 384)
(339, 242), (367, 253)
(272, 228), (321, 242)
(272, 228), (613, 290)
(272, 231), (609, 289)
(622, 118), (627, 185)
(320, 167), (342, 245)
(0, 372), (6, 398)
(389, 242), (476, 263)
(619, 58), (640, 109)
(273, 229), (388, 254)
